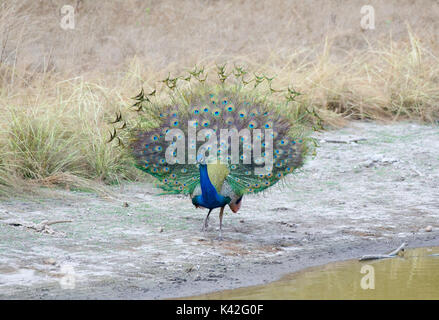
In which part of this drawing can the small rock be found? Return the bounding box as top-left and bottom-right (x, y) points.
(123, 202), (129, 207)
(425, 226), (433, 232)
(362, 160), (375, 168)
(239, 219), (245, 223)
(159, 227), (164, 233)
(43, 258), (56, 265)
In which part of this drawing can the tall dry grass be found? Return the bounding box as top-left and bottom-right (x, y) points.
(0, 0), (438, 196)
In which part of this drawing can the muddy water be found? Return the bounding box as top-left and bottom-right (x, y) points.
(191, 247), (439, 299)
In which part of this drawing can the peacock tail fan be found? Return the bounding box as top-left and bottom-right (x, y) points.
(111, 67), (315, 196)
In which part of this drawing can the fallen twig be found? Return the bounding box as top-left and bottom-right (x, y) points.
(322, 138), (367, 144)
(2, 219), (72, 235)
(359, 242), (406, 261)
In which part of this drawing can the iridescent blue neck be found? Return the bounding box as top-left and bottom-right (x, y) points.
(195, 164), (230, 209)
(199, 164), (218, 203)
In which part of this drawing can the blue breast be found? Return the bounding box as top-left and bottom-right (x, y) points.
(195, 164), (229, 209)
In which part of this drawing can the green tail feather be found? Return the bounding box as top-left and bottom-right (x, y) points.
(113, 67), (313, 196)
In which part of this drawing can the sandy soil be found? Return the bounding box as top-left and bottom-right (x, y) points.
(0, 122), (438, 299)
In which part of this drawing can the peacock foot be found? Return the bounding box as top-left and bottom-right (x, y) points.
(217, 230), (223, 241)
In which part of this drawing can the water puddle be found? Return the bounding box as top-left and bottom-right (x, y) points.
(190, 247), (439, 299)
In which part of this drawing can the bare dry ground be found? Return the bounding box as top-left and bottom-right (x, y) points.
(1, 122), (438, 299)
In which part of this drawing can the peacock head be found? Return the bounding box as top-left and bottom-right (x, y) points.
(229, 195), (243, 213)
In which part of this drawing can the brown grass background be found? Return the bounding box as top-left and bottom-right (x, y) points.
(2, 0), (438, 73)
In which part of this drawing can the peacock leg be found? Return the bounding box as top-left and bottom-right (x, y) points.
(218, 206), (225, 240)
(202, 209), (213, 232)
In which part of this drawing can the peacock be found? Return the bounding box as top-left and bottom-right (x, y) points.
(110, 66), (313, 239)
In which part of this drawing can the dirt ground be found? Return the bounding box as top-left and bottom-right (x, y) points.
(0, 122), (438, 299)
